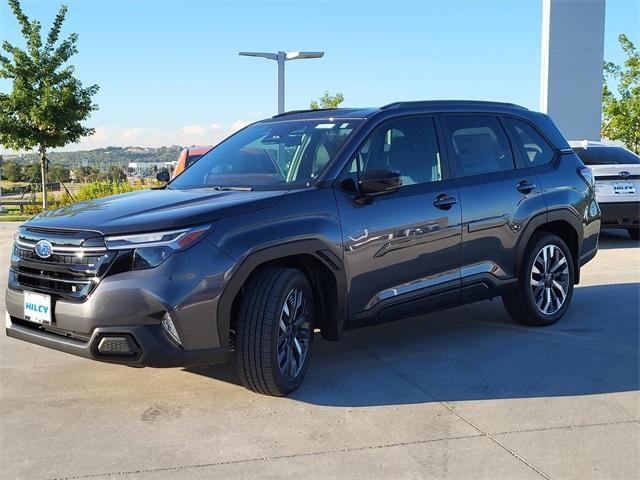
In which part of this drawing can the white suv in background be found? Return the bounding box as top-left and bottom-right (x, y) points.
(570, 140), (640, 240)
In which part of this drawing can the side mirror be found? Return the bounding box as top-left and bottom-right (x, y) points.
(358, 169), (402, 195)
(156, 170), (170, 183)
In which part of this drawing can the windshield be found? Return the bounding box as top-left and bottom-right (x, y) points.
(573, 146), (640, 165)
(170, 119), (362, 190)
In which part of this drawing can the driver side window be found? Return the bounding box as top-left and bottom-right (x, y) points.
(343, 117), (442, 189)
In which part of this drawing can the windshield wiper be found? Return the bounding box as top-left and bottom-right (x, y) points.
(212, 186), (253, 191)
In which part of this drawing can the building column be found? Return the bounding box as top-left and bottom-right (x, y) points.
(540, 0), (606, 141)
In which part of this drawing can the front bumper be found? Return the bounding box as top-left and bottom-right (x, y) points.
(5, 313), (227, 367)
(5, 238), (237, 367)
(598, 201), (640, 229)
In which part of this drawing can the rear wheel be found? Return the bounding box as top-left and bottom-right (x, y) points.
(503, 233), (575, 326)
(628, 228), (640, 241)
(235, 267), (314, 396)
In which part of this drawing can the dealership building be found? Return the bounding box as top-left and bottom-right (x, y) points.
(540, 0), (605, 141)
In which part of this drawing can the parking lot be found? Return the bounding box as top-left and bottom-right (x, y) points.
(0, 222), (638, 480)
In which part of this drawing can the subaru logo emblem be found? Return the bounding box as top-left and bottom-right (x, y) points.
(619, 171), (630, 178)
(34, 240), (53, 259)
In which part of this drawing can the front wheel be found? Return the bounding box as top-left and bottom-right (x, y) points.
(235, 267), (314, 396)
(503, 233), (575, 326)
(627, 228), (639, 241)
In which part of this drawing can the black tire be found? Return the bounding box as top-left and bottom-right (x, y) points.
(235, 266), (314, 396)
(502, 233), (575, 326)
(627, 228), (640, 241)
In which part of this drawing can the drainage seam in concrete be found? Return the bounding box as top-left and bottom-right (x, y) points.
(51, 432), (484, 480)
(492, 418), (640, 436)
(49, 419), (639, 480)
(353, 343), (554, 480)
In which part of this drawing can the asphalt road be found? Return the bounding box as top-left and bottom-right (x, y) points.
(0, 222), (638, 480)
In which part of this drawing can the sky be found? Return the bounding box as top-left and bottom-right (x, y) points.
(0, 0), (638, 154)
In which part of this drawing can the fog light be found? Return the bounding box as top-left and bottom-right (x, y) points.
(97, 336), (132, 355)
(161, 314), (182, 346)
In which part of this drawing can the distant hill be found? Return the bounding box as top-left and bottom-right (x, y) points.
(3, 146), (184, 169)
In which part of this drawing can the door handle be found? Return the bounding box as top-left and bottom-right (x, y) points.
(517, 180), (536, 194)
(433, 194), (457, 210)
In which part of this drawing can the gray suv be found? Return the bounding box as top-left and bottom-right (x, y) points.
(5, 101), (601, 396)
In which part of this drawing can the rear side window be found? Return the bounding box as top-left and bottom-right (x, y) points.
(443, 116), (515, 177)
(508, 118), (555, 167)
(573, 146), (640, 165)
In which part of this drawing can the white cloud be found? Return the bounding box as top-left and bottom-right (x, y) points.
(229, 119), (252, 132)
(0, 119), (256, 154)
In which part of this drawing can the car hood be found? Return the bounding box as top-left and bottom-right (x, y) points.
(24, 188), (287, 235)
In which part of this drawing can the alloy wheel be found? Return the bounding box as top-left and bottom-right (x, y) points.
(530, 244), (570, 315)
(277, 288), (311, 380)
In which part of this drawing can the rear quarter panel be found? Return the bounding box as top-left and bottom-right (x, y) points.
(534, 152), (601, 259)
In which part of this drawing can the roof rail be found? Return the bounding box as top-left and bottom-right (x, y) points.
(272, 107), (340, 118)
(380, 100), (528, 111)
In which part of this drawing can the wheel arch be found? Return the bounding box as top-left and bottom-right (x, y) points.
(516, 209), (583, 284)
(217, 240), (347, 347)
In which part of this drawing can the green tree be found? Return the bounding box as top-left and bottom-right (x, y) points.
(49, 164), (70, 182)
(0, 0), (99, 209)
(106, 165), (126, 181)
(310, 91), (345, 110)
(2, 159), (23, 181)
(602, 34), (640, 153)
(23, 163), (41, 183)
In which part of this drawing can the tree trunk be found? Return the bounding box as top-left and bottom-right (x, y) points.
(40, 145), (47, 211)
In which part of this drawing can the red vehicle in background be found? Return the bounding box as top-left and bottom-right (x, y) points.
(172, 146), (212, 178)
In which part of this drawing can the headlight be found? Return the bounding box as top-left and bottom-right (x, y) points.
(105, 224), (212, 270)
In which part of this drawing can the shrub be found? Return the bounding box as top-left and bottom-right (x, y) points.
(17, 180), (151, 215)
(70, 180), (143, 203)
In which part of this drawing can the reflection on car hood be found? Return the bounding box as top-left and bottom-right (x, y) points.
(24, 188), (287, 235)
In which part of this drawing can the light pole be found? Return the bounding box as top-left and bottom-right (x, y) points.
(239, 51), (324, 114)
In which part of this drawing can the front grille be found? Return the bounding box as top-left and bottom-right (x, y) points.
(16, 246), (105, 266)
(9, 226), (118, 302)
(10, 266), (94, 299)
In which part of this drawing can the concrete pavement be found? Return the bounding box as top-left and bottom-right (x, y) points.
(0, 222), (638, 479)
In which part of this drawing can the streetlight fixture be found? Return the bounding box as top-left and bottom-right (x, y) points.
(239, 50), (324, 114)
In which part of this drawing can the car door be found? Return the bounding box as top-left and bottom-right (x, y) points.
(334, 115), (462, 324)
(440, 114), (547, 299)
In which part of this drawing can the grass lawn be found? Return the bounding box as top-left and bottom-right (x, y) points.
(0, 214), (30, 222)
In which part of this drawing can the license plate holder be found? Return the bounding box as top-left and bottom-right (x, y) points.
(23, 291), (52, 325)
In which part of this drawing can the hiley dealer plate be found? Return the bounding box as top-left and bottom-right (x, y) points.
(612, 182), (635, 195)
(23, 291), (52, 325)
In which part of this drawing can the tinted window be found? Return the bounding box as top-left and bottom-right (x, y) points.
(509, 118), (555, 167)
(170, 120), (361, 190)
(573, 146), (640, 165)
(443, 116), (514, 176)
(344, 117), (442, 188)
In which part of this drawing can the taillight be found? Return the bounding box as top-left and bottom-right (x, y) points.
(577, 165), (595, 190)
